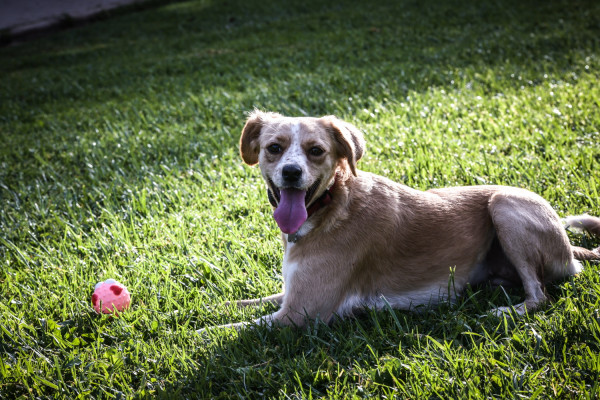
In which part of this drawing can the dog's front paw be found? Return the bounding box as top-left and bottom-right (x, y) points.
(196, 321), (250, 335)
(490, 303), (527, 317)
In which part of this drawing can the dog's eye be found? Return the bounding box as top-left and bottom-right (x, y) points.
(267, 144), (282, 154)
(309, 147), (325, 157)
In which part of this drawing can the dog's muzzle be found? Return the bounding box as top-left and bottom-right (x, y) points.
(267, 178), (322, 208)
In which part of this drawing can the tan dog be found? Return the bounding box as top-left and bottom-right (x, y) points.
(202, 111), (600, 331)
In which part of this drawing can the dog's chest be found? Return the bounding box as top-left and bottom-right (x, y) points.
(281, 242), (300, 288)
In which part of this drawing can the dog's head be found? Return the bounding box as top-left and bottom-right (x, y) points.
(240, 110), (365, 234)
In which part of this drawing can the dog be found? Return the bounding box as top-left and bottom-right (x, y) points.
(200, 111), (600, 332)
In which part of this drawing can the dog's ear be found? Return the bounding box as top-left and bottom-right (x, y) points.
(239, 110), (281, 165)
(322, 116), (365, 176)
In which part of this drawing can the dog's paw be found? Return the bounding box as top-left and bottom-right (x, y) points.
(196, 321), (250, 335)
(490, 303), (527, 317)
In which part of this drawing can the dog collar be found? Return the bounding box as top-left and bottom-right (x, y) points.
(307, 189), (333, 218)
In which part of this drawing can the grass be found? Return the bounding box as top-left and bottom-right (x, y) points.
(1, 0), (600, 397)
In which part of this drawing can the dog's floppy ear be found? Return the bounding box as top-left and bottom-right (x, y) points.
(322, 116), (365, 176)
(239, 110), (281, 165)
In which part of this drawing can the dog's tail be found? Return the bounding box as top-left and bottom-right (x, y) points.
(565, 215), (600, 261)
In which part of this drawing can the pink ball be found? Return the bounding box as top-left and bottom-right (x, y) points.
(91, 279), (131, 314)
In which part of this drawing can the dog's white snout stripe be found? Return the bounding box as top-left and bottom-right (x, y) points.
(275, 122), (309, 188)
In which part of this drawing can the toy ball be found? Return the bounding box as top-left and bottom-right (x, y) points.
(91, 279), (131, 314)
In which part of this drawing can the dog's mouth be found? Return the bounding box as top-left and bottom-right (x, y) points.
(268, 178), (321, 206)
(268, 178), (321, 234)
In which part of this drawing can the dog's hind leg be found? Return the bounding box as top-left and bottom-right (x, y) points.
(488, 189), (576, 315)
(565, 214), (600, 237)
(565, 215), (600, 261)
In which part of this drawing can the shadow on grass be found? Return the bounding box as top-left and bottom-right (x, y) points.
(164, 272), (592, 398)
(1, 0), (599, 225)
(168, 286), (528, 398)
(3, 0), (599, 111)
(2, 0), (599, 119)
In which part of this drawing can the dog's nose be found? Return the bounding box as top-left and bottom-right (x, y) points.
(282, 164), (302, 183)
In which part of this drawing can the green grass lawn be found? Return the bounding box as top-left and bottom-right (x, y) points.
(1, 0), (600, 397)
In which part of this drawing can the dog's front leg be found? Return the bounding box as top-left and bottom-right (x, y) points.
(196, 288), (335, 333)
(237, 293), (285, 307)
(225, 293), (285, 308)
(197, 258), (350, 333)
(252, 262), (348, 329)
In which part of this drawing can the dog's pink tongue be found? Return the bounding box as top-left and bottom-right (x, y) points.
(273, 188), (307, 234)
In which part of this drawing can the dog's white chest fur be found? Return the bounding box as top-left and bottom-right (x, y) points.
(281, 241), (298, 290)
